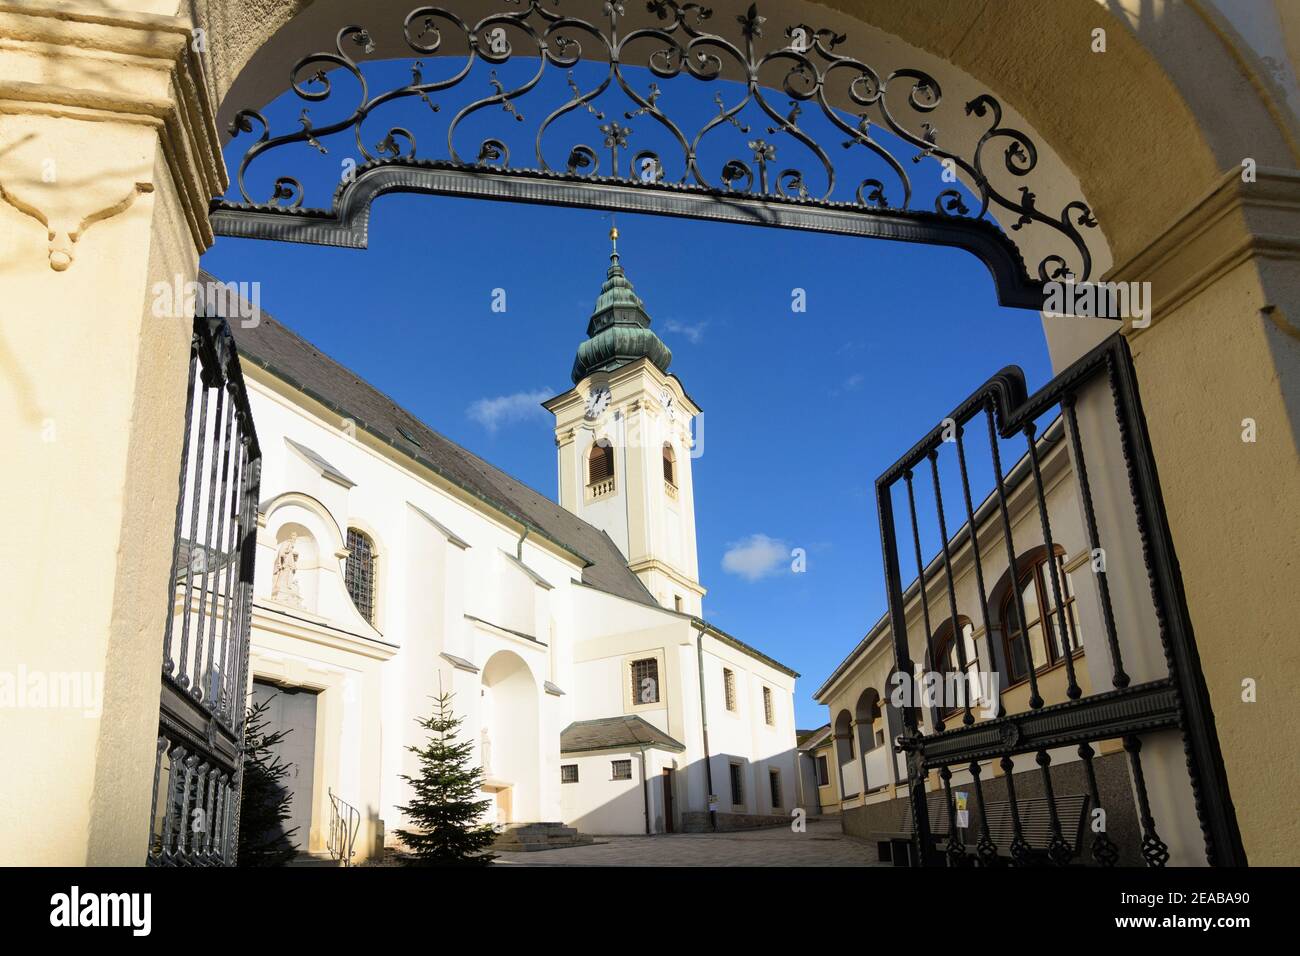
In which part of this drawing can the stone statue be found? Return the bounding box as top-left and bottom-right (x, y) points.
(480, 726), (492, 774)
(271, 532), (302, 606)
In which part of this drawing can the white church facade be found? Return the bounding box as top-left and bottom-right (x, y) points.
(216, 238), (798, 860)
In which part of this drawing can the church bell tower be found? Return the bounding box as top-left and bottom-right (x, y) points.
(543, 228), (705, 615)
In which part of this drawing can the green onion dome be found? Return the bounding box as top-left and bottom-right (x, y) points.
(570, 243), (672, 385)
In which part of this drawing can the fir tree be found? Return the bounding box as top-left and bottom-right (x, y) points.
(237, 695), (299, 866)
(396, 690), (498, 865)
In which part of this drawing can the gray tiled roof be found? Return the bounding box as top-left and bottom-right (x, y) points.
(560, 716), (686, 754)
(208, 273), (658, 609)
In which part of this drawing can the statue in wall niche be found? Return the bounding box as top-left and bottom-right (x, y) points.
(481, 726), (493, 774)
(271, 532), (303, 607)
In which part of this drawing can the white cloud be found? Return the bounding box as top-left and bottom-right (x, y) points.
(662, 318), (708, 344)
(466, 389), (552, 433)
(831, 372), (865, 396)
(721, 533), (789, 582)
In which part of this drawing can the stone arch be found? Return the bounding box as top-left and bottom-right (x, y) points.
(184, 0), (1297, 868)
(832, 707), (854, 764)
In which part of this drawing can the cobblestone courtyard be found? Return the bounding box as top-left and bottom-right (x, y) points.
(494, 817), (885, 866)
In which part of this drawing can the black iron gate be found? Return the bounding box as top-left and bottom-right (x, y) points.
(148, 312), (262, 865)
(875, 332), (1244, 867)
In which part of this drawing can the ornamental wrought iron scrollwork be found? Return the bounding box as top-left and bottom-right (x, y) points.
(214, 0), (1099, 298)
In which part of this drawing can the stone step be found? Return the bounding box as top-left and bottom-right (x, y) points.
(287, 851), (343, 867)
(494, 822), (594, 852)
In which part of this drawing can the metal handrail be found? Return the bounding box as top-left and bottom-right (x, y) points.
(327, 788), (360, 867)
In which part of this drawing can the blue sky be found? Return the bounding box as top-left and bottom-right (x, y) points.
(205, 63), (1058, 728)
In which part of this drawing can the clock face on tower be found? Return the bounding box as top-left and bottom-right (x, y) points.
(660, 388), (675, 420)
(585, 385), (611, 420)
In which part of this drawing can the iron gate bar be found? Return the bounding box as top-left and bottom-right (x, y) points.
(926, 449), (974, 727)
(915, 679), (1181, 767)
(1077, 741), (1120, 866)
(1103, 339), (1244, 866)
(151, 311), (262, 866)
(211, 0), (1101, 308)
(952, 423), (999, 719)
(876, 332), (1247, 866)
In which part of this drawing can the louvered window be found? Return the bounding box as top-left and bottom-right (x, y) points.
(662, 443), (675, 484)
(589, 441), (614, 484)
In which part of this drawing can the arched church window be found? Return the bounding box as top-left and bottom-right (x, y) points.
(662, 443), (676, 485)
(344, 527), (376, 625)
(588, 440), (614, 485)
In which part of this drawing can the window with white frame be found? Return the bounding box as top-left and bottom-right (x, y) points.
(729, 762), (744, 805)
(816, 754), (830, 787)
(611, 759), (632, 780)
(769, 769), (783, 808)
(561, 764), (578, 784)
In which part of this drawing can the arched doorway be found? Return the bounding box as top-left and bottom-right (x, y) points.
(480, 650), (541, 825)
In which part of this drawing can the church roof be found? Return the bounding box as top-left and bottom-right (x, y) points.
(560, 716), (686, 754)
(207, 272), (659, 610)
(570, 241), (671, 384)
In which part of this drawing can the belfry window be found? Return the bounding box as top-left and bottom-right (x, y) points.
(344, 528), (376, 625)
(662, 443), (676, 485)
(589, 441), (614, 485)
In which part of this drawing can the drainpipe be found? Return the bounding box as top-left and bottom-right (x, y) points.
(694, 621), (717, 832)
(640, 745), (651, 835)
(516, 526), (529, 559)
(796, 746), (807, 817)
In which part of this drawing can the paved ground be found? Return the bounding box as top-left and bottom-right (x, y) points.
(494, 817), (885, 866)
